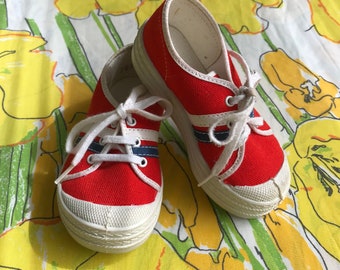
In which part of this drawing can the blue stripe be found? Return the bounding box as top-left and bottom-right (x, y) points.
(193, 129), (229, 143)
(132, 146), (159, 158)
(193, 111), (254, 143)
(76, 136), (158, 157)
(75, 137), (105, 153)
(88, 140), (104, 153)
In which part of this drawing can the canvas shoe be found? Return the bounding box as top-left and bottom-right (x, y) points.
(132, 0), (290, 218)
(55, 45), (172, 253)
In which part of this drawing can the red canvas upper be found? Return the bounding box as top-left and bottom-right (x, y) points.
(142, 2), (284, 187)
(61, 78), (164, 206)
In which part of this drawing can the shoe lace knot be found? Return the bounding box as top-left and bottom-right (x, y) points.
(200, 51), (273, 186)
(55, 85), (172, 187)
(209, 71), (271, 147)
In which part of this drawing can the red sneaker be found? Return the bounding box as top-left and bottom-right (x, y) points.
(55, 45), (172, 253)
(132, 0), (290, 218)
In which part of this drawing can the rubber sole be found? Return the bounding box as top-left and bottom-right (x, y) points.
(57, 184), (162, 253)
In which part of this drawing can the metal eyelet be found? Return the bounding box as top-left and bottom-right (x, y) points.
(225, 96), (234, 107)
(127, 117), (137, 127)
(139, 158), (147, 167)
(99, 137), (105, 145)
(135, 138), (141, 147)
(87, 155), (94, 164)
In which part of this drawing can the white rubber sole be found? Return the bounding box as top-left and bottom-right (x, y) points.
(57, 184), (162, 253)
(132, 26), (290, 218)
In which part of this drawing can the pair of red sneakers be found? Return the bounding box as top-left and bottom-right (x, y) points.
(55, 0), (290, 253)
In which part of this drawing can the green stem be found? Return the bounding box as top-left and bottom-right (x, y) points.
(25, 18), (45, 50)
(212, 203), (264, 268)
(219, 25), (240, 52)
(0, 134), (38, 230)
(261, 30), (278, 51)
(160, 119), (186, 155)
(22, 140), (37, 219)
(103, 14), (124, 49)
(0, 0), (7, 29)
(0, 146), (14, 230)
(159, 230), (195, 260)
(249, 219), (286, 270)
(256, 84), (294, 139)
(90, 11), (118, 53)
(54, 109), (68, 165)
(55, 12), (97, 91)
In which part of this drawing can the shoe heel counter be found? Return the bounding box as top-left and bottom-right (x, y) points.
(142, 3), (167, 74)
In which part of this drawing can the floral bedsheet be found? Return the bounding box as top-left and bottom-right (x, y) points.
(1, 0), (340, 269)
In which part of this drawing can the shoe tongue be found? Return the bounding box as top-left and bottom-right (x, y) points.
(207, 65), (241, 89)
(207, 53), (242, 88)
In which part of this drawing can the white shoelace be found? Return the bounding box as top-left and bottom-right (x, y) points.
(199, 51), (273, 187)
(55, 85), (172, 186)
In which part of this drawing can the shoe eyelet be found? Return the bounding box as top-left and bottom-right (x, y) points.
(135, 138), (141, 147)
(139, 157), (147, 167)
(99, 137), (105, 145)
(127, 117), (137, 127)
(87, 155), (94, 164)
(225, 96), (234, 107)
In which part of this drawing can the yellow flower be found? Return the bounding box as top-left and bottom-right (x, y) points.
(58, 74), (93, 131)
(286, 118), (340, 260)
(0, 220), (193, 269)
(260, 49), (340, 121)
(55, 0), (143, 18)
(135, 0), (164, 27)
(264, 210), (324, 270)
(0, 30), (62, 146)
(32, 74), (92, 218)
(201, 0), (282, 34)
(308, 0), (340, 43)
(159, 141), (223, 250)
(186, 247), (248, 269)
